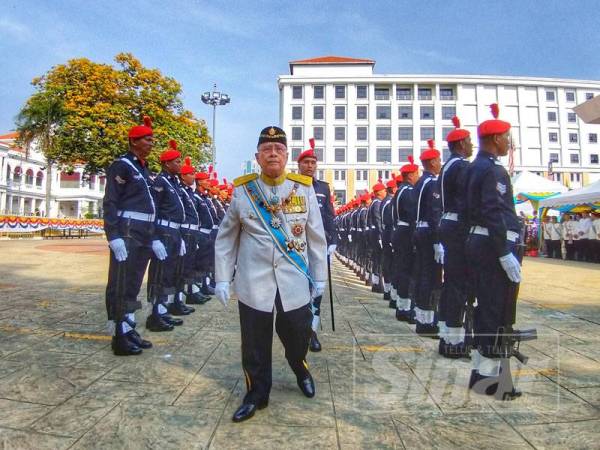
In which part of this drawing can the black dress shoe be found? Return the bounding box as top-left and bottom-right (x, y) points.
(180, 301), (195, 313)
(383, 291), (391, 300)
(371, 285), (383, 293)
(416, 323), (439, 339)
(167, 301), (191, 316)
(395, 309), (411, 322)
(440, 342), (470, 359)
(297, 373), (316, 398)
(162, 314), (183, 326)
(185, 292), (210, 305)
(232, 401), (268, 423)
(309, 331), (322, 352)
(126, 330), (153, 349)
(145, 314), (174, 332)
(111, 334), (142, 356)
(388, 299), (396, 309)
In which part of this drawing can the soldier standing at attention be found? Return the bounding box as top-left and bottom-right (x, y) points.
(214, 126), (327, 423)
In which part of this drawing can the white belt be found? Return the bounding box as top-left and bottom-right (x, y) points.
(212, 225), (219, 229)
(357, 228), (363, 232)
(370, 226), (376, 229)
(396, 220), (410, 227)
(470, 226), (519, 242)
(180, 224), (199, 231)
(157, 219), (182, 229)
(200, 228), (211, 234)
(118, 210), (155, 222)
(442, 212), (458, 221)
(416, 221), (429, 228)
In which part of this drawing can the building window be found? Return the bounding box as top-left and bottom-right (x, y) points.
(570, 153), (580, 164)
(566, 91), (576, 102)
(356, 127), (368, 141)
(334, 148), (346, 162)
(25, 169), (34, 186)
(569, 133), (578, 143)
(374, 87), (390, 100)
(356, 148), (368, 163)
(317, 169), (325, 180)
(313, 127), (324, 141)
(568, 112), (577, 123)
(334, 169), (346, 181)
(586, 92), (594, 100)
(356, 105), (368, 120)
(441, 106), (456, 120)
(355, 169), (368, 181)
(442, 127), (454, 140)
(335, 106), (346, 120)
(549, 132), (558, 143)
(378, 169), (391, 180)
(420, 106), (434, 120)
(376, 126), (391, 141)
(376, 105), (391, 119)
(36, 171), (43, 187)
(420, 126), (434, 140)
(589, 133), (598, 143)
(334, 189), (346, 204)
(334, 127), (346, 141)
(398, 148), (412, 162)
(440, 87), (455, 100)
(376, 148), (392, 163)
(292, 127), (302, 141)
(356, 85), (368, 99)
(313, 106), (324, 120)
(398, 105), (412, 119)
(335, 85), (346, 99)
(418, 88), (432, 100)
(546, 90), (555, 101)
(398, 127), (413, 141)
(570, 172), (581, 182)
(591, 154), (599, 164)
(313, 85), (324, 99)
(292, 106), (302, 120)
(442, 148), (451, 162)
(291, 148), (302, 160)
(397, 87), (412, 100)
(314, 148), (324, 162)
(547, 111), (557, 122)
(549, 153), (559, 163)
(292, 85), (303, 99)
(13, 167), (22, 184)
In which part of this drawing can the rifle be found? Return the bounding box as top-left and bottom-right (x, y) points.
(174, 233), (188, 299)
(327, 254), (335, 332)
(113, 220), (131, 321)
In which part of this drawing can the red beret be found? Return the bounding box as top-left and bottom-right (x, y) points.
(420, 139), (440, 161)
(180, 156), (195, 175)
(298, 138), (317, 162)
(400, 155), (419, 173)
(160, 140), (181, 162)
(395, 172), (404, 182)
(195, 172), (209, 180)
(386, 179), (396, 188)
(372, 182), (386, 193)
(478, 104), (511, 137)
(209, 178), (219, 187)
(360, 193), (370, 202)
(129, 116), (153, 139)
(446, 116), (470, 143)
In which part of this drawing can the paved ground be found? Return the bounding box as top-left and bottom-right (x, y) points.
(0, 238), (599, 449)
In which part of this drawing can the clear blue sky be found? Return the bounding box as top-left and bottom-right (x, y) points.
(1, 0), (599, 178)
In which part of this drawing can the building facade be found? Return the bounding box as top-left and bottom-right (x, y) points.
(0, 133), (105, 218)
(279, 56), (600, 204)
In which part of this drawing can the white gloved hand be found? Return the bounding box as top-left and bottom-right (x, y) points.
(215, 281), (230, 307)
(327, 244), (337, 256)
(108, 238), (128, 262)
(312, 281), (326, 298)
(433, 243), (445, 265)
(378, 239), (383, 248)
(499, 253), (521, 283)
(348, 235), (352, 242)
(152, 240), (167, 261)
(179, 239), (186, 256)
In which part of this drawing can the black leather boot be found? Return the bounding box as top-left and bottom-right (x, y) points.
(111, 322), (142, 356)
(145, 314), (174, 332)
(309, 331), (322, 352)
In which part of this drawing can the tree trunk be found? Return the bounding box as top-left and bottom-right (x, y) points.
(45, 162), (52, 217)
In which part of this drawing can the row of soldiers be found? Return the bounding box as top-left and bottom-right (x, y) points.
(103, 117), (231, 355)
(335, 105), (533, 401)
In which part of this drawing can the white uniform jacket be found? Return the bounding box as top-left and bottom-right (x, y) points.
(214, 172), (327, 312)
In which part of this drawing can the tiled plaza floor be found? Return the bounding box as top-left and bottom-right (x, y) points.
(0, 238), (599, 449)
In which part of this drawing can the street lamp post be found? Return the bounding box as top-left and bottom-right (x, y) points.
(201, 84), (230, 166)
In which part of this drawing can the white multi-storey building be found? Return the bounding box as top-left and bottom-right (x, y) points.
(279, 56), (600, 203)
(0, 132), (105, 217)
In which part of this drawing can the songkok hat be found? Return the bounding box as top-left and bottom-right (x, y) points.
(257, 126), (287, 147)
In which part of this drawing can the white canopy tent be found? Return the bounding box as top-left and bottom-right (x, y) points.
(511, 171), (568, 197)
(539, 179), (600, 208)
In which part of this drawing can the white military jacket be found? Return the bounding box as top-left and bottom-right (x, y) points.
(214, 172), (327, 312)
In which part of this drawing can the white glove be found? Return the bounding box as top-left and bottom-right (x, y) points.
(215, 281), (230, 306)
(312, 281), (326, 298)
(378, 239), (383, 248)
(433, 243), (445, 265)
(499, 253), (521, 283)
(348, 235), (352, 242)
(108, 238), (128, 262)
(152, 240), (167, 261)
(327, 244), (337, 256)
(179, 239), (186, 256)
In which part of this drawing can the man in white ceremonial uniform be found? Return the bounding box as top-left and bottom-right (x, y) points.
(214, 126), (327, 423)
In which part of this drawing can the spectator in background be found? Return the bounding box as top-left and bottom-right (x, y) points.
(577, 212), (593, 262)
(541, 216), (551, 257)
(548, 216), (562, 259)
(562, 214), (576, 261)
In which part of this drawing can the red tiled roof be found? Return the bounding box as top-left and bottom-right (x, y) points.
(290, 56), (375, 65)
(0, 132), (18, 140)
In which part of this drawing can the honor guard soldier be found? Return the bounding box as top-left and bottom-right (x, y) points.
(368, 182), (386, 293)
(195, 168), (219, 295)
(103, 116), (155, 355)
(438, 117), (473, 358)
(214, 126), (327, 423)
(391, 157), (419, 322)
(381, 178), (396, 305)
(465, 104), (523, 400)
(297, 139), (338, 353)
(146, 141), (188, 332)
(412, 140), (443, 337)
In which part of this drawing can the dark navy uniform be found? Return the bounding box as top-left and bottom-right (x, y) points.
(391, 181), (415, 318)
(193, 190), (216, 275)
(380, 193), (394, 298)
(180, 183), (200, 287)
(412, 171), (442, 333)
(367, 197), (383, 290)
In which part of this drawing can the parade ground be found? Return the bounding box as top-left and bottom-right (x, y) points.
(0, 239), (599, 449)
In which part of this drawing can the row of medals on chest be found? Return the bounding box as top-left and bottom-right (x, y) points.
(250, 182), (306, 253)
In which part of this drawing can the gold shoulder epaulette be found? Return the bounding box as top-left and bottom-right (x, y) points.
(287, 173), (312, 186)
(233, 173), (258, 187)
